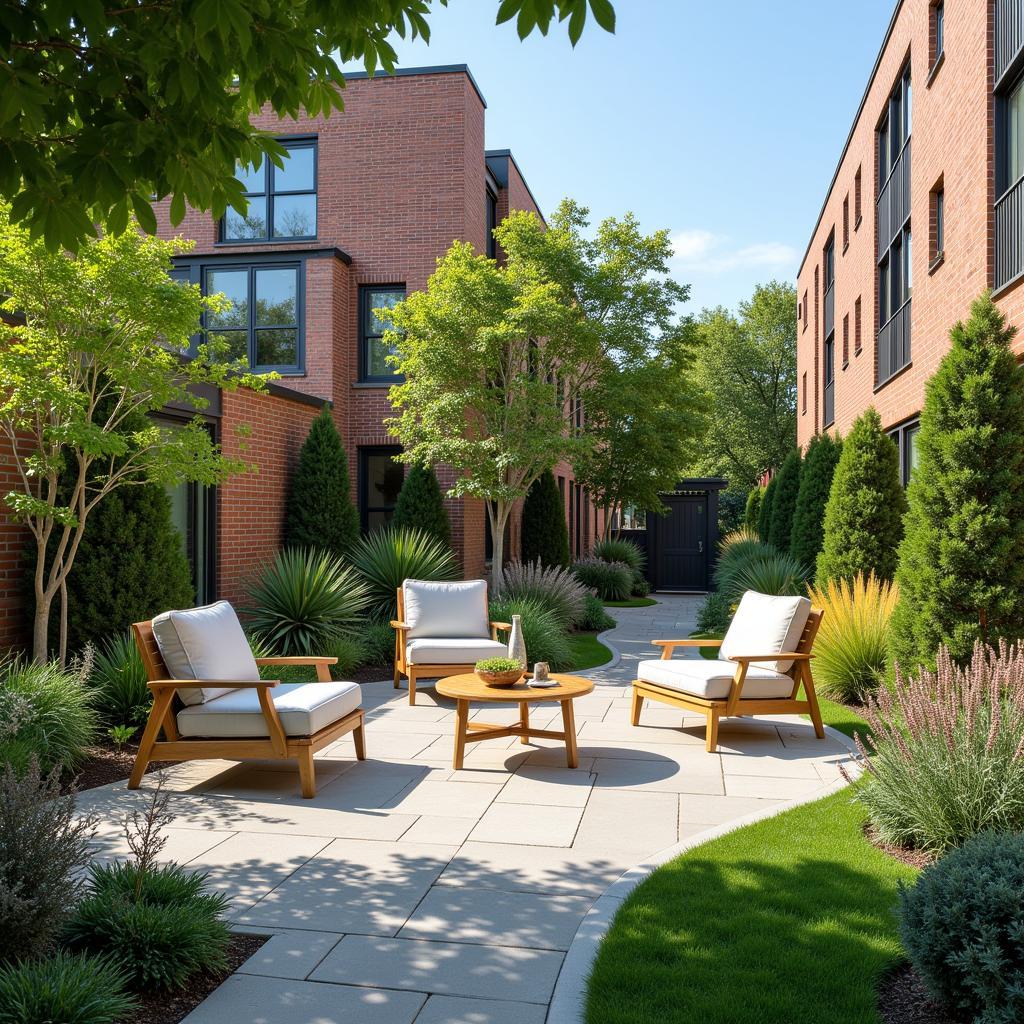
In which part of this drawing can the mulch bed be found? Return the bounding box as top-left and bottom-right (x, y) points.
(863, 821), (936, 870)
(877, 963), (963, 1024)
(64, 740), (172, 794)
(123, 933), (268, 1024)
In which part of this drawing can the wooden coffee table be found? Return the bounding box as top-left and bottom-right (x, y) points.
(435, 673), (594, 769)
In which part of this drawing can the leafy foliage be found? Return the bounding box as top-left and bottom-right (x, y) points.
(0, 760), (96, 963)
(391, 463), (452, 548)
(284, 407), (359, 558)
(891, 295), (1024, 673)
(364, 619), (399, 667)
(766, 448), (801, 553)
(351, 526), (459, 620)
(88, 633), (150, 727)
(757, 475), (777, 544)
(696, 591), (733, 636)
(789, 433), (842, 571)
(717, 492), (747, 536)
(489, 597), (572, 670)
(743, 487), (764, 531)
(245, 547), (371, 655)
(898, 831), (1024, 1023)
(500, 561), (589, 629)
(816, 408), (906, 585)
(713, 540), (806, 605)
(577, 594), (617, 632)
(0, 952), (135, 1024)
(856, 642), (1024, 852)
(571, 558), (633, 601)
(520, 470), (570, 569)
(475, 656), (523, 673)
(0, 1), (614, 251)
(805, 574), (898, 703)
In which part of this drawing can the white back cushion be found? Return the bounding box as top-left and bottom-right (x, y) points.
(403, 579), (489, 639)
(720, 591), (812, 674)
(151, 600), (259, 706)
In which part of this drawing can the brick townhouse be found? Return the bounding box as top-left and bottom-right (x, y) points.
(797, 0), (1024, 478)
(0, 64), (604, 649)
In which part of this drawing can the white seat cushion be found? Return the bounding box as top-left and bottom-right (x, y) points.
(636, 659), (794, 701)
(403, 579), (489, 639)
(176, 681), (362, 739)
(720, 591), (811, 673)
(152, 600), (259, 706)
(406, 637), (508, 666)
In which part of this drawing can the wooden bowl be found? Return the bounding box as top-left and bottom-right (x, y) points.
(475, 668), (523, 688)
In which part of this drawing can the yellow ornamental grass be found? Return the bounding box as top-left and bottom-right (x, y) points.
(719, 526), (760, 552)
(806, 573), (899, 704)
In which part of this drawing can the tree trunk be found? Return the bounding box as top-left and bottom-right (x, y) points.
(489, 500), (508, 593)
(58, 579), (68, 670)
(32, 593), (52, 665)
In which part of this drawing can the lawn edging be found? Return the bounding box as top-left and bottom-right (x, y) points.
(546, 722), (864, 1024)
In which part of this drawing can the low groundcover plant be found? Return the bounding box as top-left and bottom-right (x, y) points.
(474, 657), (522, 674)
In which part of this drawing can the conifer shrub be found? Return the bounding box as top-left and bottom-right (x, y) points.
(284, 406), (359, 558)
(520, 470), (570, 568)
(757, 474), (777, 543)
(790, 433), (842, 571)
(766, 448), (801, 553)
(391, 463), (452, 548)
(891, 295), (1024, 672)
(816, 408), (906, 585)
(743, 487), (764, 531)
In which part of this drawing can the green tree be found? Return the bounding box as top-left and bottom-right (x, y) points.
(744, 487), (764, 531)
(284, 406), (359, 557)
(1, 1), (614, 251)
(766, 448), (802, 554)
(0, 204), (264, 664)
(757, 475), (777, 544)
(689, 281), (798, 492)
(891, 295), (1024, 670)
(816, 408), (906, 585)
(520, 470), (570, 568)
(790, 433), (843, 571)
(392, 463), (452, 548)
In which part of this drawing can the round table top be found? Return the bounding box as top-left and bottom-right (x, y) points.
(435, 672), (594, 703)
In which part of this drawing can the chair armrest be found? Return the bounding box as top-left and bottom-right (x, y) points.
(727, 653), (813, 664)
(146, 678), (280, 692)
(490, 621), (512, 631)
(390, 620), (410, 631)
(652, 638), (724, 648)
(255, 657), (338, 666)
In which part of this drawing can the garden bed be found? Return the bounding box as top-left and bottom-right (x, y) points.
(877, 963), (961, 1024)
(66, 740), (171, 794)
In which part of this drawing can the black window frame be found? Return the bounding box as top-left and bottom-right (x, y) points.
(220, 136), (318, 244)
(486, 187), (498, 260)
(888, 417), (921, 487)
(823, 234), (836, 427)
(933, 1), (944, 68)
(359, 284), (406, 384)
(358, 445), (405, 534)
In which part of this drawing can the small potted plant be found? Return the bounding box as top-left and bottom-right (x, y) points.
(474, 656), (525, 688)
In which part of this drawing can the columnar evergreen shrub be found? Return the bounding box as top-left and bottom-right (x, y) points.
(757, 475), (777, 543)
(520, 470), (570, 568)
(816, 408), (906, 585)
(891, 295), (1024, 671)
(391, 463), (452, 548)
(766, 448), (801, 553)
(284, 406), (359, 557)
(790, 433), (842, 571)
(743, 487), (764, 531)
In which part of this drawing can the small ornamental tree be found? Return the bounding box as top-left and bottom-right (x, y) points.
(816, 408), (906, 585)
(790, 432), (842, 571)
(744, 487), (764, 531)
(0, 206), (264, 664)
(392, 463), (452, 548)
(891, 294), (1024, 670)
(757, 474), (777, 544)
(284, 406), (359, 557)
(766, 448), (801, 554)
(521, 470), (570, 568)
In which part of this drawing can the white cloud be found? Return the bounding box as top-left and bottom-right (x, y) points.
(671, 230), (798, 274)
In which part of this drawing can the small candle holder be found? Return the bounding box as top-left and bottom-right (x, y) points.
(531, 662), (550, 682)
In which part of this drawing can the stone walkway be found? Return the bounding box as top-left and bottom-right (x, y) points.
(77, 596), (855, 1024)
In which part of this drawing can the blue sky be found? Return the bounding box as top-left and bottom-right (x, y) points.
(371, 0), (895, 315)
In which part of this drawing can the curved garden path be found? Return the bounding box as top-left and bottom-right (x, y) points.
(76, 595), (856, 1024)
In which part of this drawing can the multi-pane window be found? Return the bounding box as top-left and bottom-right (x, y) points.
(359, 447), (405, 533)
(222, 139), (317, 242)
(879, 65), (912, 184)
(204, 264), (301, 371)
(359, 285), (406, 382)
(889, 420), (921, 487)
(1007, 76), (1024, 190)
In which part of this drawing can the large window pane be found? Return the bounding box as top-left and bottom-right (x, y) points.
(367, 289), (403, 333)
(361, 449), (405, 532)
(223, 203), (268, 240)
(275, 146), (315, 192)
(236, 157), (265, 194)
(207, 270), (248, 327)
(255, 328), (298, 366)
(208, 329), (248, 361)
(366, 338), (396, 378)
(273, 194), (316, 238)
(255, 268), (297, 325)
(361, 287), (405, 380)
(1009, 79), (1024, 187)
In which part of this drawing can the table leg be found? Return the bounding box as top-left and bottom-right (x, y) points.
(561, 699), (579, 769)
(520, 701), (531, 744)
(453, 698), (469, 770)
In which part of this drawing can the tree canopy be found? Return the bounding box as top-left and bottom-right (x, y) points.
(0, 0), (615, 251)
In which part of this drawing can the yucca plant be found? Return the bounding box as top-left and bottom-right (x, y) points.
(713, 546), (807, 604)
(856, 641), (1024, 852)
(805, 573), (898, 703)
(88, 633), (149, 726)
(488, 596), (573, 670)
(350, 526), (459, 619)
(500, 561), (590, 628)
(245, 547), (371, 656)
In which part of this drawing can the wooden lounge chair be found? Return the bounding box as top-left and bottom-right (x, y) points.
(129, 601), (365, 798)
(631, 591), (825, 752)
(391, 579), (511, 705)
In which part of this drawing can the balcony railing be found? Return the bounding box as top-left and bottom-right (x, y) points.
(877, 141), (911, 258)
(997, 0), (1024, 84)
(824, 282), (835, 339)
(876, 298), (911, 386)
(996, 175), (1024, 290)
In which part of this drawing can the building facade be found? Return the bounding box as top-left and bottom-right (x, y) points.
(797, 0), (1024, 480)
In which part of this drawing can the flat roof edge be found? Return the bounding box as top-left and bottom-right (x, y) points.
(343, 64), (487, 109)
(485, 148), (546, 223)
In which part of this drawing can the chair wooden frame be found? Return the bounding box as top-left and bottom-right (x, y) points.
(391, 584), (511, 705)
(128, 620), (366, 799)
(631, 607), (826, 752)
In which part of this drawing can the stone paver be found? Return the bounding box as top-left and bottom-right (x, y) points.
(80, 595), (855, 1024)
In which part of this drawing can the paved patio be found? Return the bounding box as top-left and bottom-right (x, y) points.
(76, 595), (855, 1024)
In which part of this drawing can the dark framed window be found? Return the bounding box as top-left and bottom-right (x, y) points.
(222, 138), (317, 242)
(888, 418), (921, 487)
(359, 285), (405, 382)
(842, 194), (850, 250)
(802, 290), (808, 330)
(931, 185), (945, 264)
(854, 165), (863, 226)
(823, 235), (835, 426)
(358, 446), (405, 533)
(842, 312), (850, 366)
(879, 64), (912, 184)
(855, 295), (862, 354)
(932, 1), (944, 67)
(801, 371), (807, 414)
(486, 188), (498, 260)
(203, 263), (302, 372)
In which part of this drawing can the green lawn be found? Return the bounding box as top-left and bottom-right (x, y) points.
(604, 597), (658, 608)
(586, 703), (911, 1024)
(568, 631), (614, 670)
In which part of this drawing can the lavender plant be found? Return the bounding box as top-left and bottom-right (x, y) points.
(500, 560), (590, 628)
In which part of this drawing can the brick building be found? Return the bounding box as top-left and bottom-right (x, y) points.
(797, 0), (1024, 478)
(0, 64), (603, 649)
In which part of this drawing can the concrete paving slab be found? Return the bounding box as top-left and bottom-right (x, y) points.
(236, 930), (342, 980)
(469, 803), (584, 847)
(413, 995), (546, 1024)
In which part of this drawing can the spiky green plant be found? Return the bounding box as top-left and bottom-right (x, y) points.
(501, 561), (589, 628)
(571, 558), (632, 602)
(713, 545), (806, 604)
(593, 538), (645, 574)
(577, 594), (616, 632)
(488, 596), (572, 670)
(88, 633), (149, 726)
